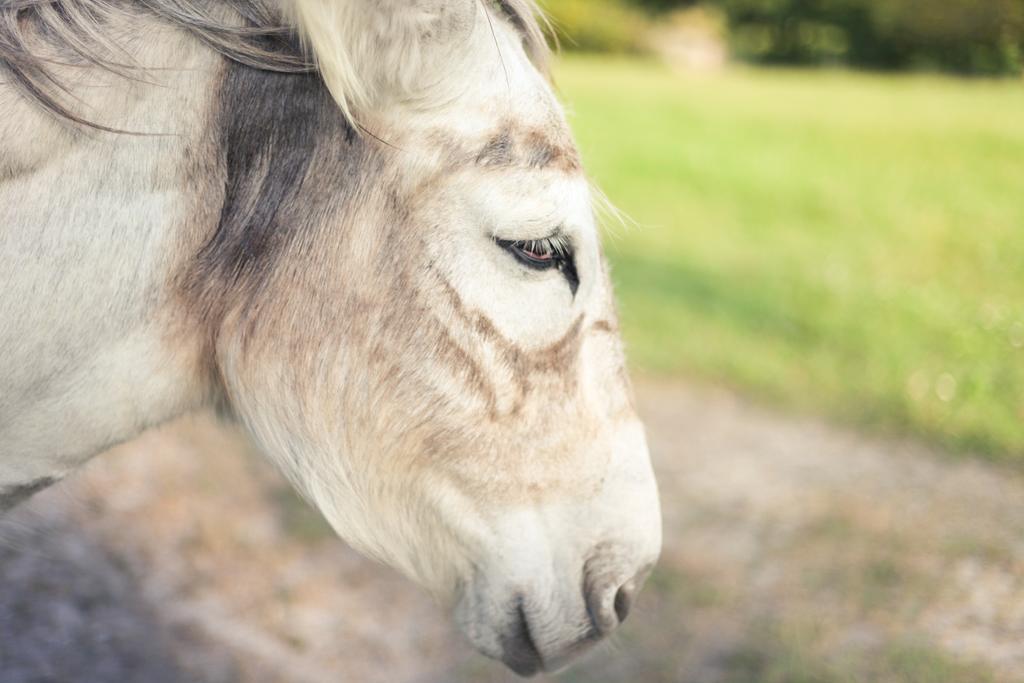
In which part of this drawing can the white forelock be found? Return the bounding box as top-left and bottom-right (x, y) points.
(289, 0), (550, 122)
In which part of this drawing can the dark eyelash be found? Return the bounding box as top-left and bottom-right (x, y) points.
(495, 235), (579, 296)
(494, 236), (567, 268)
(521, 235), (572, 259)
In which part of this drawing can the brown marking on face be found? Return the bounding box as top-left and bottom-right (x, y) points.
(465, 122), (581, 174)
(433, 321), (501, 416)
(434, 276), (585, 418)
(522, 127), (581, 172)
(476, 128), (515, 167)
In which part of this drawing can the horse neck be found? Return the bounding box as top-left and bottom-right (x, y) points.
(0, 16), (220, 481)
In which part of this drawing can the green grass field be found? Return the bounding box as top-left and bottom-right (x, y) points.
(557, 56), (1024, 460)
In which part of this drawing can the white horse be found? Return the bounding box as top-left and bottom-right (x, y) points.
(0, 0), (661, 675)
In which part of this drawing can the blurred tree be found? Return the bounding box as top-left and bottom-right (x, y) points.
(546, 0), (1024, 74)
(865, 0), (1024, 73)
(630, 0), (700, 10)
(543, 0), (652, 52)
(692, 0), (1023, 73)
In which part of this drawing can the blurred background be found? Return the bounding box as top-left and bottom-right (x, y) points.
(2, 2), (1022, 682)
(546, 0), (1023, 458)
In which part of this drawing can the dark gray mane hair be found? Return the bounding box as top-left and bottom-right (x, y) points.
(0, 0), (550, 128)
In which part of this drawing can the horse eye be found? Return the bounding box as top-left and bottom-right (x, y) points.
(494, 235), (579, 296)
(495, 237), (568, 270)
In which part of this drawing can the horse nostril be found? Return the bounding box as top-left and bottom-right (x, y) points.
(585, 579), (634, 636)
(614, 580), (635, 624)
(584, 550), (655, 635)
(586, 578), (637, 635)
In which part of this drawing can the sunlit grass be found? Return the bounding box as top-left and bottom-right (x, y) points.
(557, 56), (1024, 460)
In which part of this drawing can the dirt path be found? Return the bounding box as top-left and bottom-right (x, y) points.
(1, 381), (1022, 682)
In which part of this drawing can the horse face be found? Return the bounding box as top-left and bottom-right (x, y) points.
(389, 152), (662, 675)
(209, 1), (661, 674)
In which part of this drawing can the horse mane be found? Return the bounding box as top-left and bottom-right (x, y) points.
(0, 0), (550, 128)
